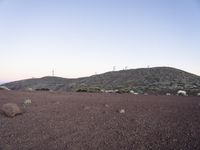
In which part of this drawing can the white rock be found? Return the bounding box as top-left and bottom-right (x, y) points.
(104, 104), (109, 107)
(100, 89), (105, 93)
(197, 93), (200, 96)
(105, 90), (115, 93)
(26, 88), (34, 91)
(166, 93), (171, 96)
(177, 90), (187, 96)
(0, 86), (11, 91)
(24, 99), (32, 105)
(130, 90), (139, 95)
(130, 90), (134, 94)
(119, 109), (125, 114)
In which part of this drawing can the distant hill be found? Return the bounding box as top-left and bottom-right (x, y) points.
(2, 67), (200, 95)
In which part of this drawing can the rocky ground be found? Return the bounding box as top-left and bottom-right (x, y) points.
(0, 90), (200, 150)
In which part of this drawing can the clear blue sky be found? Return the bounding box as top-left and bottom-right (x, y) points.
(0, 0), (200, 82)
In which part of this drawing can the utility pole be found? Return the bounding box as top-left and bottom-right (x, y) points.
(113, 66), (116, 71)
(52, 69), (54, 76)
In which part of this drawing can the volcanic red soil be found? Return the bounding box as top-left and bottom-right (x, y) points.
(0, 90), (200, 150)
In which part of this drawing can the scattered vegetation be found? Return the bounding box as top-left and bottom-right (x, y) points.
(76, 88), (88, 92)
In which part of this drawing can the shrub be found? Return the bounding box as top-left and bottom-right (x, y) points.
(35, 88), (50, 91)
(76, 88), (88, 92)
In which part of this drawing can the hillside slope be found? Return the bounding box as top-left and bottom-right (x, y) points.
(2, 67), (200, 95)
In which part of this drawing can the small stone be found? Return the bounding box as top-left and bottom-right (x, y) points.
(26, 88), (34, 91)
(104, 104), (109, 107)
(1, 103), (23, 117)
(83, 106), (90, 110)
(55, 101), (60, 105)
(119, 109), (125, 114)
(173, 138), (177, 142)
(24, 99), (32, 105)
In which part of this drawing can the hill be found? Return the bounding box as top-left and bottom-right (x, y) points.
(2, 67), (200, 95)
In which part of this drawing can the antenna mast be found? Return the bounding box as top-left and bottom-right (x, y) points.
(52, 69), (54, 76)
(113, 66), (116, 71)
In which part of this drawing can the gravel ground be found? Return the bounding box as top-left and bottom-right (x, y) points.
(0, 90), (200, 150)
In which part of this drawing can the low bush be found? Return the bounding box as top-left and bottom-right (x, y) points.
(35, 88), (50, 91)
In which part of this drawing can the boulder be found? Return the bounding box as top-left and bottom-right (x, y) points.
(1, 103), (22, 117)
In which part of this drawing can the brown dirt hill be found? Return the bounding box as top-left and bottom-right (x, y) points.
(0, 91), (200, 149)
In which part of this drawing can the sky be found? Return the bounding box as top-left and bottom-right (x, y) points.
(0, 0), (200, 83)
